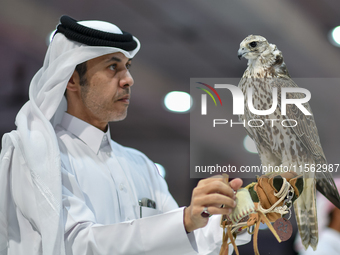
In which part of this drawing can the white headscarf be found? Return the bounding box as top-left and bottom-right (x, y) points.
(0, 19), (140, 254)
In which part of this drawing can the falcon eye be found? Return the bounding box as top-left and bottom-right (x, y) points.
(249, 41), (257, 48)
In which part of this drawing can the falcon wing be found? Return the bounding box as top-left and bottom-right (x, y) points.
(272, 76), (325, 161)
(272, 76), (340, 208)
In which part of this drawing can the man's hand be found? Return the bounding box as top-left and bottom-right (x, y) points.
(184, 176), (243, 233)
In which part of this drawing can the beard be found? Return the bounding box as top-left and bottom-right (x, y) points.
(80, 83), (131, 123)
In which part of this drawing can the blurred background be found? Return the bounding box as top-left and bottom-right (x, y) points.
(1, 0), (340, 254)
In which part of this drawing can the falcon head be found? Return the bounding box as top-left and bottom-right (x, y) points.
(238, 35), (269, 60)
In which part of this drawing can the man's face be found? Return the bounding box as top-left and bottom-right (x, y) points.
(80, 52), (134, 125)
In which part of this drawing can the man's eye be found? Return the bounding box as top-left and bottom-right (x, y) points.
(109, 64), (116, 71)
(126, 63), (132, 69)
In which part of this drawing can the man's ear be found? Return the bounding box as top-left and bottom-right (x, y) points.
(66, 71), (80, 92)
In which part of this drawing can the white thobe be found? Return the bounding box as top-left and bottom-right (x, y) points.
(54, 112), (249, 255)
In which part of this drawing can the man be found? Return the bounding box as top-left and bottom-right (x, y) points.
(0, 16), (249, 254)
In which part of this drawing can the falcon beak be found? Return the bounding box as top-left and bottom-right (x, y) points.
(238, 48), (246, 60)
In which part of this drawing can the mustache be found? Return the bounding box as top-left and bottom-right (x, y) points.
(116, 88), (130, 99)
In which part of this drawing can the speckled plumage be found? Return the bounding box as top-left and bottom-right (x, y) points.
(237, 35), (340, 251)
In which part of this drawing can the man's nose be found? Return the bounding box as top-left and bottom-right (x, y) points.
(119, 70), (134, 87)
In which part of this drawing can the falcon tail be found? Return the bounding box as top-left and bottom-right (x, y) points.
(314, 159), (340, 209)
(316, 178), (340, 209)
(294, 178), (318, 251)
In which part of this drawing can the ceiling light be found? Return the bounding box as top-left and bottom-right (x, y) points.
(329, 26), (340, 47)
(155, 163), (166, 178)
(46, 30), (56, 45)
(164, 91), (192, 113)
(243, 135), (258, 154)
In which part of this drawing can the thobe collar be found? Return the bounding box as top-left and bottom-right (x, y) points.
(60, 112), (112, 154)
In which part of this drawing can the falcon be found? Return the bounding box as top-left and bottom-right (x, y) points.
(237, 35), (340, 250)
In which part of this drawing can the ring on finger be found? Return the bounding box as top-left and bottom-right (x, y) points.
(201, 207), (211, 218)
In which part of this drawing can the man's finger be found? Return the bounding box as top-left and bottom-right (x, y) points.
(229, 178), (243, 191)
(195, 180), (235, 198)
(196, 176), (224, 186)
(201, 206), (233, 216)
(195, 194), (236, 208)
